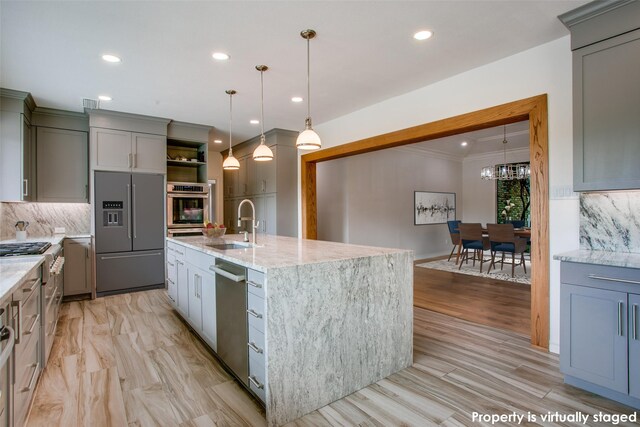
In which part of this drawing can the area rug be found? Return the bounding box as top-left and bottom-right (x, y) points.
(416, 257), (531, 285)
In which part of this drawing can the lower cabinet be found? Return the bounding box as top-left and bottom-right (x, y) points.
(247, 269), (266, 402)
(187, 264), (203, 331)
(560, 261), (640, 408)
(63, 238), (91, 296)
(176, 254), (188, 318)
(166, 250), (177, 303)
(200, 267), (217, 352)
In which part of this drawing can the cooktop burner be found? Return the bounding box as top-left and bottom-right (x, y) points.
(0, 241), (51, 257)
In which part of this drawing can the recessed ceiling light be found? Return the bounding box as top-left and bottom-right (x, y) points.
(250, 119), (260, 125)
(102, 54), (121, 63)
(98, 95), (112, 101)
(214, 139), (222, 144)
(461, 141), (468, 147)
(413, 30), (433, 41)
(291, 96), (303, 103)
(212, 52), (230, 61)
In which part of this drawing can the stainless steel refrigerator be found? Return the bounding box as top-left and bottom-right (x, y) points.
(95, 171), (165, 296)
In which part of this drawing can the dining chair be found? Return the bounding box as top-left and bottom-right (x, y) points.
(486, 223), (528, 277)
(457, 223), (490, 273)
(447, 220), (462, 263)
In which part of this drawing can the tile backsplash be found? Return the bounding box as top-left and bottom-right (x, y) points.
(0, 202), (90, 240)
(580, 191), (640, 253)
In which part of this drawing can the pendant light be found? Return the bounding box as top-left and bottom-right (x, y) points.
(253, 65), (274, 161)
(480, 125), (531, 181)
(222, 90), (240, 170)
(296, 29), (321, 150)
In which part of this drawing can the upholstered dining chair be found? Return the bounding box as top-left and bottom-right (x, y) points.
(507, 220), (526, 229)
(457, 223), (490, 273)
(447, 220), (462, 263)
(486, 223), (528, 277)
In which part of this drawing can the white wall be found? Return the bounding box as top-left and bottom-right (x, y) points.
(304, 36), (579, 354)
(461, 148), (530, 224)
(317, 147), (462, 259)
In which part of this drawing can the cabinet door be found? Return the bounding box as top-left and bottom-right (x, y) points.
(63, 238), (91, 296)
(261, 145), (277, 194)
(224, 169), (237, 198)
(166, 252), (177, 304)
(132, 132), (166, 174)
(91, 128), (132, 172)
(22, 116), (34, 201)
(630, 293), (640, 399)
(176, 258), (189, 317)
(264, 193), (277, 235)
(200, 268), (217, 351)
(36, 127), (88, 202)
(246, 157), (258, 195)
(560, 283), (628, 393)
(187, 264), (203, 331)
(237, 157), (248, 196)
(573, 29), (640, 191)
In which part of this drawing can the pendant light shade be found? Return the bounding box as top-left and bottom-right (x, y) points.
(296, 29), (321, 150)
(253, 65), (274, 161)
(223, 90), (240, 170)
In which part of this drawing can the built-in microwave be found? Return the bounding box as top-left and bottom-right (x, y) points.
(167, 182), (215, 234)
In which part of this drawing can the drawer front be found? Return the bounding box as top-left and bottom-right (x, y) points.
(247, 292), (265, 333)
(170, 242), (187, 260)
(248, 324), (265, 360)
(15, 285), (41, 351)
(186, 247), (216, 270)
(44, 297), (58, 364)
(561, 262), (640, 291)
(247, 269), (265, 299)
(14, 331), (40, 427)
(249, 352), (266, 402)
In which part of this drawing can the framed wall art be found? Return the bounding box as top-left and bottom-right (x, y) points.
(414, 191), (456, 225)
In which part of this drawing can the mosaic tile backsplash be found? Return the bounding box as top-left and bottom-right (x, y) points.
(0, 202), (90, 240)
(580, 191), (640, 253)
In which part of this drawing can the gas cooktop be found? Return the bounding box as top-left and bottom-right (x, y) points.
(0, 241), (51, 257)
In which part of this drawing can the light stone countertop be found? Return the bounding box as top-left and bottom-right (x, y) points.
(168, 234), (412, 272)
(0, 233), (92, 245)
(554, 249), (640, 270)
(0, 256), (45, 303)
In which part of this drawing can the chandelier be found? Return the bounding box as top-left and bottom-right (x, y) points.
(480, 126), (530, 180)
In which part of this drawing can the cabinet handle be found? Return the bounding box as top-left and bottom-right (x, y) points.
(133, 153), (137, 168)
(167, 278), (174, 284)
(247, 309), (263, 319)
(633, 304), (638, 341)
(85, 184), (88, 200)
(167, 261), (175, 267)
(21, 363), (40, 393)
(618, 301), (624, 336)
(248, 375), (264, 389)
(12, 300), (22, 344)
(248, 341), (263, 354)
(175, 249), (184, 256)
(588, 274), (640, 286)
(127, 184), (132, 239)
(24, 314), (40, 335)
(128, 153), (132, 168)
(23, 179), (28, 197)
(247, 280), (262, 289)
(85, 247), (89, 259)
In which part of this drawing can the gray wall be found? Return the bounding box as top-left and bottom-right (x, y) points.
(317, 147), (462, 259)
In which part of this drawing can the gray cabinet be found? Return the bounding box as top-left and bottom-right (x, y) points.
(0, 89), (35, 202)
(560, 283), (628, 393)
(222, 129), (298, 237)
(560, 1), (640, 191)
(187, 263), (203, 331)
(63, 238), (92, 296)
(200, 267), (217, 352)
(172, 244), (189, 317)
(36, 127), (88, 202)
(630, 293), (640, 399)
(560, 261), (640, 409)
(90, 128), (166, 174)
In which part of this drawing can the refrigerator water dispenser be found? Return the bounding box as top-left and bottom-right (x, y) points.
(103, 201), (123, 227)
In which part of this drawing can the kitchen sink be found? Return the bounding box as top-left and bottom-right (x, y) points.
(207, 243), (250, 250)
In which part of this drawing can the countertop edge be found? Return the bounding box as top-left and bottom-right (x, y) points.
(554, 249), (640, 269)
(0, 256), (45, 303)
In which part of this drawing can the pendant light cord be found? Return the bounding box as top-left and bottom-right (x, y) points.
(306, 36), (311, 120)
(229, 93), (233, 155)
(260, 70), (265, 138)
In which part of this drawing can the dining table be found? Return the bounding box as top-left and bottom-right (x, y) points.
(454, 227), (532, 264)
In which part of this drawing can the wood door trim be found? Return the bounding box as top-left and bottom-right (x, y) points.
(301, 94), (550, 349)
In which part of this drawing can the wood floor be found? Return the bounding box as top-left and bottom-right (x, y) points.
(414, 258), (531, 336)
(27, 289), (636, 427)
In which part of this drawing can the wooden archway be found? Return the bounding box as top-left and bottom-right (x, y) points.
(301, 94), (549, 349)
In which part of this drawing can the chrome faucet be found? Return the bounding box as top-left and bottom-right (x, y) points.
(237, 199), (259, 245)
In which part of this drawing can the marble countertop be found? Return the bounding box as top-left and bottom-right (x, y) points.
(554, 249), (640, 269)
(168, 234), (412, 272)
(0, 233), (91, 245)
(0, 256), (45, 303)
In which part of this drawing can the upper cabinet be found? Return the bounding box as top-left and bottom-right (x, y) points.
(89, 110), (169, 174)
(0, 89), (35, 201)
(560, 0), (640, 191)
(166, 121), (212, 183)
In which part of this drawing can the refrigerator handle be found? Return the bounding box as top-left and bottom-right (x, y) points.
(132, 183), (137, 239)
(127, 184), (132, 240)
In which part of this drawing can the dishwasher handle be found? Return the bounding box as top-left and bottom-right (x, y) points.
(209, 265), (245, 282)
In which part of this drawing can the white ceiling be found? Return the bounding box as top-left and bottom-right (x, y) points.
(410, 120), (530, 158)
(0, 1), (585, 150)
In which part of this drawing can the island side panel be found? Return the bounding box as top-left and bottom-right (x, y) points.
(265, 250), (413, 426)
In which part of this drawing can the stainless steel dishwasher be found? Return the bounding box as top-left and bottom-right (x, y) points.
(210, 259), (248, 386)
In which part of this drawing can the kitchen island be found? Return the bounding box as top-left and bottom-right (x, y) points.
(167, 234), (413, 426)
